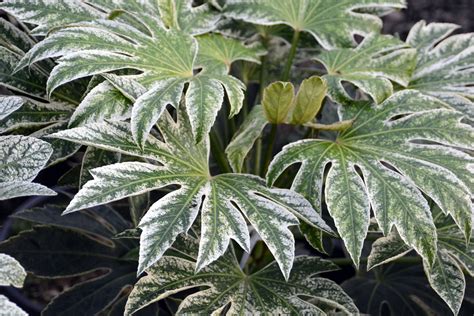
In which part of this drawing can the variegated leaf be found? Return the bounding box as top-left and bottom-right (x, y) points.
(69, 80), (132, 127)
(0, 295), (27, 316)
(268, 90), (474, 267)
(0, 135), (52, 182)
(368, 207), (472, 315)
(0, 96), (23, 121)
(0, 254), (27, 316)
(157, 0), (221, 35)
(226, 104), (268, 172)
(50, 107), (330, 278)
(406, 21), (474, 119)
(224, 0), (406, 49)
(0, 0), (104, 35)
(0, 97), (73, 134)
(0, 135), (56, 200)
(15, 16), (245, 144)
(125, 237), (357, 315)
(316, 34), (416, 104)
(196, 33), (266, 74)
(0, 253), (26, 288)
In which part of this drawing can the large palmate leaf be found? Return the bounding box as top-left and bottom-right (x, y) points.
(0, 205), (138, 316)
(406, 21), (474, 119)
(125, 236), (358, 315)
(316, 34), (416, 104)
(11, 3), (259, 144)
(0, 135), (56, 200)
(0, 254), (27, 316)
(50, 107), (332, 279)
(0, 16), (82, 165)
(268, 90), (474, 267)
(368, 206), (473, 315)
(224, 0), (406, 49)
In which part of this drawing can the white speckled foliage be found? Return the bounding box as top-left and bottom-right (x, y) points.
(1, 1), (473, 314)
(368, 206), (473, 315)
(0, 135), (56, 200)
(0, 254), (27, 316)
(50, 107), (332, 279)
(125, 236), (358, 315)
(268, 90), (474, 267)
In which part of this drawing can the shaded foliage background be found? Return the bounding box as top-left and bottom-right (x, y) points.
(0, 0), (472, 315)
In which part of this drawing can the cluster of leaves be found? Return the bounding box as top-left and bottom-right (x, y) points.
(0, 0), (473, 315)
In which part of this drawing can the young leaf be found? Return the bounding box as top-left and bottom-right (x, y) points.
(268, 90), (474, 267)
(50, 107), (331, 279)
(125, 238), (357, 315)
(16, 16), (245, 144)
(316, 34), (416, 104)
(224, 0), (406, 49)
(262, 81), (295, 124)
(290, 76), (327, 124)
(406, 21), (474, 119)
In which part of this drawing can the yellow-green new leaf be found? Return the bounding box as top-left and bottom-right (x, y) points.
(262, 81), (295, 124)
(290, 76), (326, 124)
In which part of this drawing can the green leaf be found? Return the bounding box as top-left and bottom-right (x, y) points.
(268, 90), (474, 267)
(17, 16), (245, 144)
(316, 34), (416, 104)
(290, 76), (326, 124)
(226, 104), (268, 172)
(0, 253), (26, 288)
(406, 21), (474, 119)
(196, 33), (266, 74)
(125, 237), (357, 315)
(262, 81), (295, 124)
(50, 107), (331, 279)
(224, 0), (406, 49)
(157, 0), (221, 35)
(0, 206), (136, 316)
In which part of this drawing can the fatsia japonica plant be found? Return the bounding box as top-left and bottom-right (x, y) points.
(0, 0), (472, 315)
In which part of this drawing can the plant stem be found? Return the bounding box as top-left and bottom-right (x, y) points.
(282, 30), (301, 81)
(254, 137), (263, 176)
(210, 129), (232, 174)
(262, 124), (277, 176)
